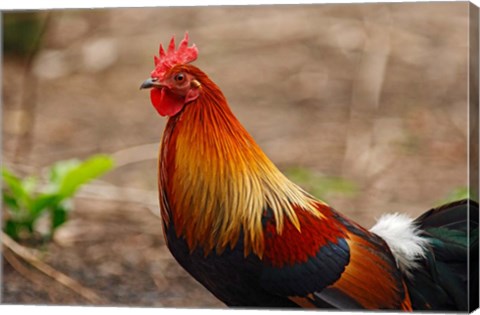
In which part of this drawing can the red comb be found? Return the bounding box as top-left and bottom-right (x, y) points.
(151, 32), (198, 79)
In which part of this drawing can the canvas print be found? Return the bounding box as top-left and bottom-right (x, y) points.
(1, 2), (479, 312)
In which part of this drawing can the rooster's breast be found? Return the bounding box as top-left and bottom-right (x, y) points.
(164, 225), (299, 308)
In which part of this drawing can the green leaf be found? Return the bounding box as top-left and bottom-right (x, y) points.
(56, 155), (114, 200)
(2, 155), (114, 241)
(4, 219), (34, 240)
(3, 191), (20, 212)
(51, 205), (68, 231)
(46, 159), (82, 192)
(30, 193), (58, 215)
(22, 176), (38, 194)
(2, 168), (30, 207)
(4, 220), (20, 239)
(2, 168), (32, 216)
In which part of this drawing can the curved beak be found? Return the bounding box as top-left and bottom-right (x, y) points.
(140, 78), (164, 90)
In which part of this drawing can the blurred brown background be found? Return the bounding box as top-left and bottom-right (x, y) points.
(2, 2), (471, 307)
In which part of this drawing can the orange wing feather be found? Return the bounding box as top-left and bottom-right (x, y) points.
(329, 232), (412, 310)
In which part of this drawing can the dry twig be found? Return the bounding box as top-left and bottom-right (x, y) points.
(1, 231), (106, 304)
(2, 249), (67, 303)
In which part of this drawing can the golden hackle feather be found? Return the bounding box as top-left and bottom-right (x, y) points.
(160, 65), (324, 257)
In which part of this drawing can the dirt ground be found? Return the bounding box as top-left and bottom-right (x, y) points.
(2, 2), (474, 308)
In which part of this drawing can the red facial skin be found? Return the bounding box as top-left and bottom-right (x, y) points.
(150, 71), (200, 117)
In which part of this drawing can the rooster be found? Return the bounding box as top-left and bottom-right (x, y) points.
(140, 33), (479, 311)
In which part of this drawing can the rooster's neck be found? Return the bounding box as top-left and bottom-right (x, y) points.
(159, 78), (320, 257)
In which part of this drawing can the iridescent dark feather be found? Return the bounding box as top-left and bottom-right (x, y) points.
(406, 199), (479, 311)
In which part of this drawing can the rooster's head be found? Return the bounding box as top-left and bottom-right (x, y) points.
(140, 32), (201, 117)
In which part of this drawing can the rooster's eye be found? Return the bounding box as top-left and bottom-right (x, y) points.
(174, 73), (185, 82)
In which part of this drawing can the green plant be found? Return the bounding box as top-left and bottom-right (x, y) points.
(284, 166), (357, 201)
(3, 12), (45, 57)
(2, 155), (114, 241)
(439, 186), (478, 205)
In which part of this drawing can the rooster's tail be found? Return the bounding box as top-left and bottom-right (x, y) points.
(371, 199), (479, 311)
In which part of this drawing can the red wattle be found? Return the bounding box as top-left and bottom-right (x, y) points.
(150, 88), (185, 117)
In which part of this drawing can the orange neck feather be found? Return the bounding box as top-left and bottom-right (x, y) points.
(159, 66), (320, 257)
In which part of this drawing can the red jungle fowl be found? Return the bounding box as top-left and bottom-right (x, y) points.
(140, 33), (479, 311)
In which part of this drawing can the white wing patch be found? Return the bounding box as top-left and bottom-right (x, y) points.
(370, 213), (430, 279)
